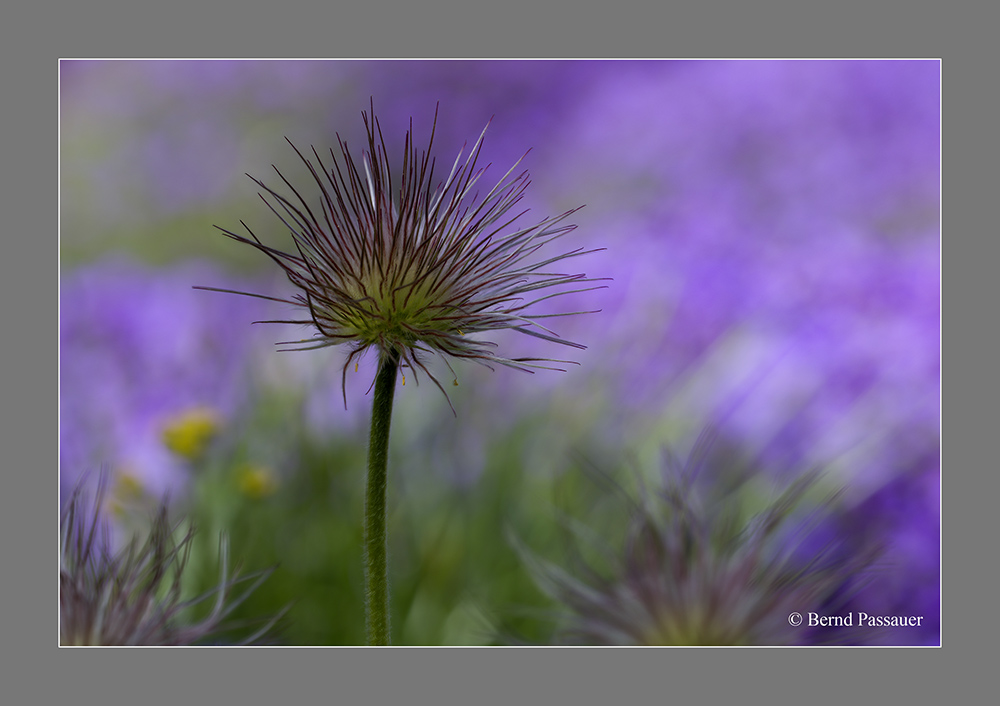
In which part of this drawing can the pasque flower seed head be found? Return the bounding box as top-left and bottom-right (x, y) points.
(514, 431), (883, 646)
(60, 474), (281, 646)
(198, 102), (604, 410)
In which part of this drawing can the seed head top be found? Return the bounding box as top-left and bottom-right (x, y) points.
(198, 103), (604, 411)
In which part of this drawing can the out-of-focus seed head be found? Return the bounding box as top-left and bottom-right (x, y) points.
(60, 473), (281, 646)
(197, 102), (605, 411)
(515, 430), (882, 646)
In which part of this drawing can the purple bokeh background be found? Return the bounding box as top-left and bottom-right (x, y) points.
(59, 59), (940, 644)
(59, 258), (267, 502)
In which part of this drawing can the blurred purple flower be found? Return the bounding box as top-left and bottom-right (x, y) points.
(60, 257), (267, 503)
(352, 61), (620, 169)
(834, 456), (940, 645)
(537, 60), (940, 484)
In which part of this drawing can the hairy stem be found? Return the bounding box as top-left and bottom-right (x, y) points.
(364, 349), (399, 645)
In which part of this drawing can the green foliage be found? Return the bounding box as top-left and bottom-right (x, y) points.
(178, 386), (619, 645)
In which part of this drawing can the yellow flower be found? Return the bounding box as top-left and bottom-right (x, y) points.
(236, 464), (279, 499)
(161, 407), (221, 460)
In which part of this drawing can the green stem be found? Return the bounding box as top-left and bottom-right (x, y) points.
(364, 349), (399, 646)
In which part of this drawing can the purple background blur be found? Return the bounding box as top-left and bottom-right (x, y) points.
(60, 60), (940, 644)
